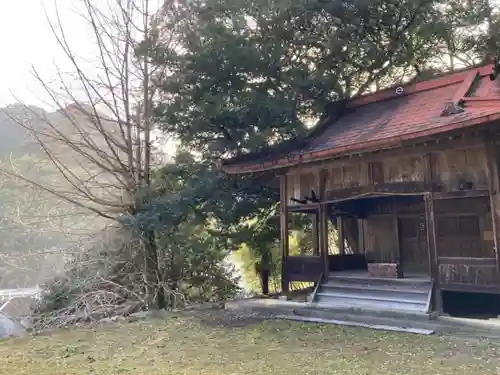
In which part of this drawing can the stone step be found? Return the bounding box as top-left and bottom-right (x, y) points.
(319, 284), (429, 302)
(316, 291), (427, 306)
(326, 275), (431, 290)
(293, 305), (433, 322)
(322, 280), (430, 294)
(314, 296), (428, 314)
(315, 274), (433, 315)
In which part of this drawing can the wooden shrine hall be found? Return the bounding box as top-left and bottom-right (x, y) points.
(222, 62), (500, 315)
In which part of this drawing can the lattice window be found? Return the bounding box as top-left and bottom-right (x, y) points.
(437, 215), (480, 238)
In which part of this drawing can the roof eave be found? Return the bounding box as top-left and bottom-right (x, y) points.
(223, 112), (500, 175)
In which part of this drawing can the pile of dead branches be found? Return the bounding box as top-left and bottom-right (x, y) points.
(31, 226), (178, 331)
(30, 221), (239, 331)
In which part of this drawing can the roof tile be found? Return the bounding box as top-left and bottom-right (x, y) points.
(304, 65), (500, 155)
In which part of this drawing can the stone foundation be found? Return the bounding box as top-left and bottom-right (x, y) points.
(367, 263), (402, 278)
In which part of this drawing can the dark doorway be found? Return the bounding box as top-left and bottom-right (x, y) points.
(442, 290), (500, 319)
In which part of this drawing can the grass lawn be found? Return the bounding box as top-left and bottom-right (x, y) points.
(1, 311), (499, 375)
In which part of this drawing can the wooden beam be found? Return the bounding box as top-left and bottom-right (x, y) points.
(287, 203), (320, 212)
(424, 192), (442, 312)
(260, 132), (486, 174)
(438, 257), (497, 266)
(279, 175), (290, 293)
(433, 190), (490, 200)
(323, 181), (438, 202)
(484, 138), (500, 282)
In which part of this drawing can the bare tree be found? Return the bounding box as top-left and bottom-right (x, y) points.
(0, 0), (173, 313)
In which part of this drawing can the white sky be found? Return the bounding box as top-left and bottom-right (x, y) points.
(0, 1), (96, 108)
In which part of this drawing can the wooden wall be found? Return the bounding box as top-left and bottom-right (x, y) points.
(364, 215), (399, 263)
(434, 197), (494, 258)
(285, 144), (489, 205)
(433, 146), (488, 191)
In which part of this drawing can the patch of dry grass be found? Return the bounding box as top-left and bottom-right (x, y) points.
(0, 311), (499, 375)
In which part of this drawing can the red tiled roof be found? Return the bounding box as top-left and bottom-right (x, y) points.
(223, 63), (500, 174)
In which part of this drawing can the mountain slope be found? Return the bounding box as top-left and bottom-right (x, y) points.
(0, 104), (114, 288)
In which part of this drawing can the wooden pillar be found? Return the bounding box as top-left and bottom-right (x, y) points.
(395, 216), (403, 278)
(424, 192), (442, 311)
(357, 219), (365, 254)
(485, 138), (500, 282)
(279, 175), (289, 293)
(337, 215), (345, 255)
(319, 204), (329, 276)
(318, 169), (329, 276)
(312, 212), (320, 256)
(423, 153), (436, 277)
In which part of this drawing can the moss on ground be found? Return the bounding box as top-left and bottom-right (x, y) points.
(0, 311), (499, 375)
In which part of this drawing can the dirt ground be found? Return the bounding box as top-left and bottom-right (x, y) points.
(1, 310), (499, 375)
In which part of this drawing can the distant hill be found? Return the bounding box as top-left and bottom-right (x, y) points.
(0, 104), (113, 288)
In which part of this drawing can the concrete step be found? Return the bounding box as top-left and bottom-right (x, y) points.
(321, 280), (430, 294)
(326, 275), (431, 290)
(314, 275), (433, 315)
(293, 305), (433, 322)
(316, 292), (427, 307)
(314, 296), (428, 314)
(318, 286), (429, 303)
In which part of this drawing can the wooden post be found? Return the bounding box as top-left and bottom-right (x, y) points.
(485, 138), (500, 283)
(423, 153), (435, 277)
(395, 216), (403, 278)
(319, 204), (329, 276)
(312, 212), (320, 256)
(357, 219), (365, 254)
(279, 175), (289, 294)
(424, 192), (442, 311)
(318, 169), (329, 276)
(337, 215), (345, 255)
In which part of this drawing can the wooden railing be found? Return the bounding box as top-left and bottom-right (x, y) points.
(285, 254), (368, 283)
(328, 254), (367, 272)
(437, 257), (499, 292)
(285, 256), (323, 282)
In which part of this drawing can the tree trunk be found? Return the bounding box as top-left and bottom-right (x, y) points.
(261, 269), (269, 295)
(144, 229), (166, 309)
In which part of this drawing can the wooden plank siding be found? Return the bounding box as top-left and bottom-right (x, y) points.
(285, 143), (490, 207)
(438, 257), (498, 291)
